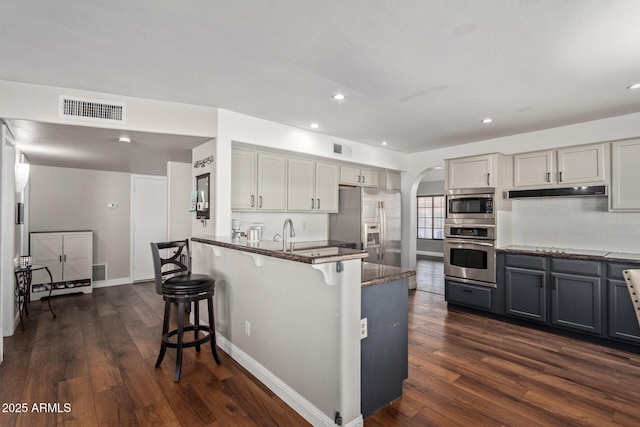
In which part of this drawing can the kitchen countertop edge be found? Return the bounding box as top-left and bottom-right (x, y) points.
(192, 236), (368, 264)
(361, 262), (416, 287)
(497, 246), (640, 264)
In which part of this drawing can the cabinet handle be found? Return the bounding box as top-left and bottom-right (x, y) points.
(59, 255), (62, 262)
(546, 172), (551, 182)
(486, 173), (490, 186)
(463, 289), (472, 293)
(251, 195), (255, 207)
(357, 175), (361, 183)
(317, 198), (320, 210)
(311, 198), (314, 209)
(559, 171), (563, 182)
(362, 175), (365, 184)
(259, 196), (263, 208)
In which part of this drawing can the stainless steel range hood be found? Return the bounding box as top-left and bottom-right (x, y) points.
(507, 185), (607, 199)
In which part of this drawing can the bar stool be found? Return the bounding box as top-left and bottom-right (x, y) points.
(150, 240), (220, 382)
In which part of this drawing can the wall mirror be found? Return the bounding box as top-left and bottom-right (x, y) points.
(196, 173), (210, 219)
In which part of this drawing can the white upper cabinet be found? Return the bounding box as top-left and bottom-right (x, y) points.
(513, 150), (555, 187)
(231, 149), (258, 210)
(232, 149), (287, 211)
(340, 166), (379, 188)
(513, 143), (607, 188)
(380, 171), (401, 190)
(446, 154), (495, 189)
(556, 143), (607, 185)
(611, 138), (640, 211)
(287, 158), (339, 212)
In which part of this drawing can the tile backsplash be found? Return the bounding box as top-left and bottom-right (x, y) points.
(231, 212), (329, 242)
(512, 197), (640, 254)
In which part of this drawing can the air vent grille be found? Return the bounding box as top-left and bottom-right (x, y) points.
(92, 264), (107, 282)
(333, 143), (343, 154)
(59, 96), (126, 123)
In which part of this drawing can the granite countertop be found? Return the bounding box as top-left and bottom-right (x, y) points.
(192, 236), (368, 265)
(361, 262), (416, 288)
(497, 245), (640, 264)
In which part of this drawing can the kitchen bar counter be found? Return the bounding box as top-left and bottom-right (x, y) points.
(192, 236), (367, 264)
(497, 245), (640, 264)
(361, 262), (416, 287)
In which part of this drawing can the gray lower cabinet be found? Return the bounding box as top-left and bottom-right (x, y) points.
(607, 263), (640, 344)
(361, 278), (408, 419)
(445, 280), (494, 311)
(550, 273), (601, 334)
(505, 267), (546, 323)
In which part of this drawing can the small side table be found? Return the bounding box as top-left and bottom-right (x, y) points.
(14, 264), (56, 330)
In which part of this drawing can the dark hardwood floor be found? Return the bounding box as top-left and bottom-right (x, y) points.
(2, 279), (640, 426)
(415, 255), (444, 295)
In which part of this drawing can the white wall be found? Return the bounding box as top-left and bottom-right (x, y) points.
(167, 161), (193, 240)
(402, 111), (640, 268)
(0, 80), (217, 137)
(1, 128), (16, 343)
(213, 108), (408, 237)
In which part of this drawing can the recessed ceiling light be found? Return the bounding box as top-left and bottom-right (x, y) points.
(333, 93), (345, 100)
(481, 118), (493, 124)
(310, 123), (319, 129)
(118, 136), (131, 143)
(381, 141), (388, 146)
(628, 83), (640, 90)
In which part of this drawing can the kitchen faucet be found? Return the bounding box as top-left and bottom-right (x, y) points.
(282, 218), (295, 251)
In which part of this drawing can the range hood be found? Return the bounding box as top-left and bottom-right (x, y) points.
(508, 185), (607, 199)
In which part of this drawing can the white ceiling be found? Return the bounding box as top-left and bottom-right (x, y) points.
(1, 0), (640, 171)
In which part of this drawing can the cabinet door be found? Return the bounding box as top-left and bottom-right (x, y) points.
(257, 153), (287, 211)
(556, 143), (606, 185)
(340, 166), (361, 185)
(315, 162), (339, 212)
(30, 233), (63, 284)
(360, 168), (379, 188)
(287, 157), (315, 211)
(382, 172), (401, 190)
(551, 273), (601, 334)
(231, 149), (257, 210)
(62, 233), (92, 281)
(611, 138), (640, 210)
(505, 267), (547, 323)
(608, 279), (640, 344)
(446, 154), (493, 189)
(513, 150), (554, 187)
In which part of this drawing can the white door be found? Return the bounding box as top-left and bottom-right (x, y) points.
(131, 175), (167, 282)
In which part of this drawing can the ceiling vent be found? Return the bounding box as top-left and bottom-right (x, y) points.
(333, 143), (352, 158)
(59, 95), (126, 123)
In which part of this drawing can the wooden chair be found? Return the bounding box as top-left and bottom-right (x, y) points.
(150, 240), (220, 382)
(622, 269), (640, 329)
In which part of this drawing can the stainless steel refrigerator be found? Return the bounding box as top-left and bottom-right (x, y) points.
(329, 187), (402, 267)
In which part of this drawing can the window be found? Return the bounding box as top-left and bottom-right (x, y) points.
(417, 195), (444, 240)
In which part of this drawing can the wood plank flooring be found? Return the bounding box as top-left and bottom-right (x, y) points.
(2, 279), (640, 426)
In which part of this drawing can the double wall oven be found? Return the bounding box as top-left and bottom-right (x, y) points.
(444, 188), (497, 288)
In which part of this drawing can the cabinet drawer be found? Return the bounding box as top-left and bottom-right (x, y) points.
(551, 258), (601, 276)
(445, 281), (492, 310)
(506, 254), (546, 270)
(607, 263), (640, 280)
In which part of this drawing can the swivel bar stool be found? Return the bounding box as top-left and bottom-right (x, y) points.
(150, 240), (220, 382)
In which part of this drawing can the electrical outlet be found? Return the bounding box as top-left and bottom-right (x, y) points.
(360, 318), (367, 339)
(245, 320), (251, 336)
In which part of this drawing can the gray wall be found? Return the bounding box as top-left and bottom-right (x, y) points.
(416, 180), (444, 255)
(29, 165), (131, 280)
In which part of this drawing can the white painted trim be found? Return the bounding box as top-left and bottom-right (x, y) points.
(92, 277), (132, 289)
(416, 250), (444, 258)
(216, 334), (363, 427)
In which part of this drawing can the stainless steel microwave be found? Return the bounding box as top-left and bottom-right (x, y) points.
(446, 188), (494, 222)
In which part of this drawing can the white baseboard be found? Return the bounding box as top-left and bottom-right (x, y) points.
(92, 277), (131, 288)
(416, 250), (443, 258)
(216, 334), (363, 427)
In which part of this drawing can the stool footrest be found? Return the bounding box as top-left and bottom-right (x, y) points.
(162, 325), (213, 349)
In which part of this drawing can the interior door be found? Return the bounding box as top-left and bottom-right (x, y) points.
(131, 175), (167, 282)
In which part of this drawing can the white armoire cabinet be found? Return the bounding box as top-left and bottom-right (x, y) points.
(30, 231), (93, 300)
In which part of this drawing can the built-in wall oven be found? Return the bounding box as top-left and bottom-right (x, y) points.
(444, 222), (496, 288)
(446, 188), (495, 221)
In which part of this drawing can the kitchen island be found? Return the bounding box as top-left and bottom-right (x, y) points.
(190, 236), (414, 426)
